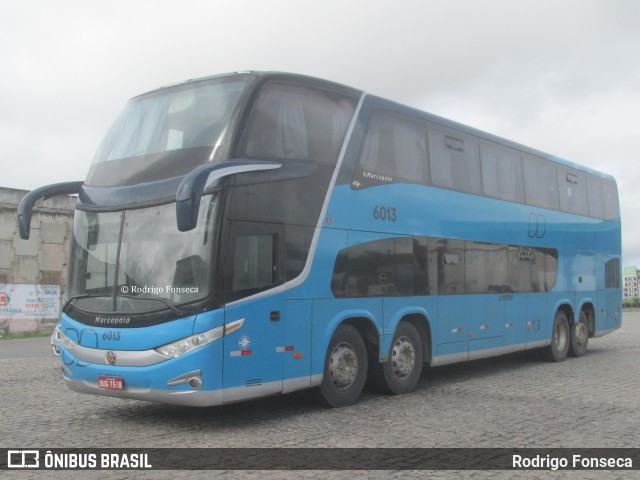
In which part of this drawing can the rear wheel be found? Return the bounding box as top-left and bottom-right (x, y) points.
(318, 324), (368, 407)
(540, 310), (570, 362)
(569, 310), (589, 357)
(372, 322), (423, 395)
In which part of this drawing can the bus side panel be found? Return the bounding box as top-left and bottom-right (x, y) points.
(524, 294), (548, 347)
(282, 299), (312, 393)
(504, 295), (527, 347)
(597, 290), (622, 333)
(222, 297), (284, 400)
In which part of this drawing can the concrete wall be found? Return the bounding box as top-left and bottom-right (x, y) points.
(0, 187), (76, 333)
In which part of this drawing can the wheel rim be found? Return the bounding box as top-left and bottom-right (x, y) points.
(328, 342), (358, 390)
(575, 320), (588, 346)
(554, 320), (568, 352)
(391, 336), (415, 379)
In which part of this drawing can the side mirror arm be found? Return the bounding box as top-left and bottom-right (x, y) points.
(176, 160), (281, 232)
(17, 181), (83, 239)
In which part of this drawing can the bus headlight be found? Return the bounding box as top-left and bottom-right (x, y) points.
(155, 326), (224, 358)
(60, 330), (77, 352)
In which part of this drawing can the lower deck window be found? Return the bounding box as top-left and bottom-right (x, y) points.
(232, 235), (276, 292)
(332, 236), (558, 298)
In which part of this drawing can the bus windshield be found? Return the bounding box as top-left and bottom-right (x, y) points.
(67, 194), (216, 313)
(87, 76), (253, 186)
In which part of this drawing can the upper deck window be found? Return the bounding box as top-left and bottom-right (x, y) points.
(480, 140), (524, 203)
(94, 77), (251, 163)
(87, 76), (253, 185)
(428, 123), (482, 195)
(523, 154), (560, 210)
(239, 83), (357, 165)
(356, 110), (428, 186)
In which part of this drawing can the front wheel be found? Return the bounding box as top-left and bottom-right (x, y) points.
(372, 322), (424, 395)
(540, 310), (570, 362)
(318, 324), (368, 408)
(569, 310), (589, 357)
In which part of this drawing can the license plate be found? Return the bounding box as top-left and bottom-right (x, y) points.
(98, 375), (124, 390)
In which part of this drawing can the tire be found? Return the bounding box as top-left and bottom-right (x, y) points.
(317, 324), (368, 408)
(569, 310), (589, 357)
(371, 322), (423, 395)
(540, 310), (570, 362)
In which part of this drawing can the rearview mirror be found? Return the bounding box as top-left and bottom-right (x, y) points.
(175, 160), (281, 232)
(18, 181), (83, 239)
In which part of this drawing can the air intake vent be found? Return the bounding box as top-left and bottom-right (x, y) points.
(246, 378), (262, 387)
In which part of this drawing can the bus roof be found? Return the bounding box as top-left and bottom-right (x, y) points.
(138, 71), (615, 183)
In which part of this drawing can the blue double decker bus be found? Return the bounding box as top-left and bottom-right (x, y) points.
(19, 72), (621, 407)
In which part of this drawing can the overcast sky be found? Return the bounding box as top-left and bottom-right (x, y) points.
(2, 0), (639, 265)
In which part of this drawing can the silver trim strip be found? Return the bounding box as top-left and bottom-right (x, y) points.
(225, 93), (368, 307)
(202, 162), (282, 189)
(167, 370), (203, 386)
(431, 339), (552, 367)
(69, 342), (168, 367)
(65, 374), (317, 407)
(430, 351), (467, 367)
(469, 343), (527, 361)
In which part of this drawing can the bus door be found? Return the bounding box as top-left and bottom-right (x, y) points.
(221, 221), (286, 402)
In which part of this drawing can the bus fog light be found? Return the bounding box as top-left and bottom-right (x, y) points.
(189, 377), (203, 389)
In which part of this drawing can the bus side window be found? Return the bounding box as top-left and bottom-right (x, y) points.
(427, 123), (481, 195)
(240, 82), (357, 166)
(557, 169), (588, 216)
(603, 180), (620, 220)
(232, 234), (277, 292)
(438, 239), (465, 294)
(465, 241), (510, 294)
(480, 140), (524, 203)
(587, 176), (606, 219)
(413, 236), (437, 295)
(357, 110), (429, 185)
(523, 154), (560, 210)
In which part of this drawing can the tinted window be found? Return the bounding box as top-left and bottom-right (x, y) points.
(347, 238), (395, 297)
(465, 241), (509, 293)
(240, 83), (357, 165)
(603, 180), (620, 220)
(331, 237), (419, 298)
(332, 236), (558, 297)
(480, 140), (524, 202)
(508, 245), (557, 293)
(428, 124), (481, 194)
(232, 234), (276, 292)
(438, 239), (465, 294)
(394, 237), (415, 296)
(413, 236), (437, 295)
(285, 225), (314, 281)
(557, 169), (588, 216)
(226, 221), (285, 301)
(357, 110), (428, 185)
(523, 154), (559, 209)
(587, 176), (605, 219)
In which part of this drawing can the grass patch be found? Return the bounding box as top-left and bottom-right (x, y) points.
(0, 331), (52, 341)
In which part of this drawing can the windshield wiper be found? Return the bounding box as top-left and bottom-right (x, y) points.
(118, 294), (185, 316)
(63, 293), (111, 311)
